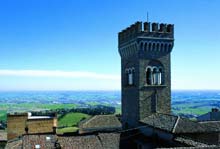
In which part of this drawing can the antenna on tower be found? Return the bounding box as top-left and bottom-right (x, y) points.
(147, 12), (149, 22)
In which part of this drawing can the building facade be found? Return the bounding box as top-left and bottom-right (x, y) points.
(118, 21), (174, 127)
(7, 112), (57, 140)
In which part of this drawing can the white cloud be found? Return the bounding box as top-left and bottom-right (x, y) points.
(0, 69), (120, 80)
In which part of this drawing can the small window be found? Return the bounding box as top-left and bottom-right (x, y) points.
(25, 127), (28, 134)
(146, 68), (152, 85)
(125, 68), (135, 86)
(158, 68), (163, 85)
(128, 72), (133, 85)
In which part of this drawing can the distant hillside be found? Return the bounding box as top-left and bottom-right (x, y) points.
(1, 90), (220, 121)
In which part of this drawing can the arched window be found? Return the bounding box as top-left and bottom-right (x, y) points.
(145, 61), (164, 86)
(126, 68), (135, 86)
(128, 70), (133, 85)
(125, 70), (129, 86)
(146, 68), (152, 85)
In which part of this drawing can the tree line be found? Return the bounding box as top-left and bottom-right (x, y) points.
(31, 104), (116, 118)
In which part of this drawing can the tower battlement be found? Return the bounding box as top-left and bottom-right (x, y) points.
(118, 21), (174, 46)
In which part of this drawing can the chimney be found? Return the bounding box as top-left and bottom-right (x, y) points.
(212, 108), (219, 112)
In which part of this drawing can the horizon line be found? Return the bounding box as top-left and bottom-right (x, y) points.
(1, 89), (220, 92)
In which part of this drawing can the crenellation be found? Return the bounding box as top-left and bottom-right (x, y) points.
(135, 21), (142, 33)
(144, 22), (150, 32)
(159, 23), (167, 32)
(167, 24), (174, 33)
(152, 23), (159, 32)
(119, 21), (174, 46)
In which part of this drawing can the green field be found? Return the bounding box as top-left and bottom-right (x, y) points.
(171, 100), (217, 118)
(58, 112), (90, 127)
(0, 110), (6, 122)
(173, 105), (211, 115)
(0, 103), (76, 122)
(57, 112), (90, 134)
(115, 106), (121, 114)
(56, 127), (79, 134)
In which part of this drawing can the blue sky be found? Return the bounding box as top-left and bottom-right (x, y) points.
(0, 0), (220, 90)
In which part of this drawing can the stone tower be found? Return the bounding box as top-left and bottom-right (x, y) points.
(118, 21), (174, 127)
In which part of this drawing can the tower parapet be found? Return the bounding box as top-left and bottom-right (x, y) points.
(118, 21), (174, 59)
(118, 22), (174, 47)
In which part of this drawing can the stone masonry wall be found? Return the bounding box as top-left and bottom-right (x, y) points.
(139, 52), (171, 119)
(7, 114), (27, 140)
(27, 118), (57, 134)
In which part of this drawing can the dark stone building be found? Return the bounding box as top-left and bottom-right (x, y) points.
(119, 21), (220, 148)
(197, 108), (220, 121)
(118, 21), (174, 127)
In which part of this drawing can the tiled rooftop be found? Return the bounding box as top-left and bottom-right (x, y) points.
(5, 138), (22, 149)
(79, 115), (122, 134)
(22, 134), (56, 149)
(140, 113), (220, 134)
(174, 136), (215, 147)
(58, 133), (120, 149)
(6, 133), (120, 149)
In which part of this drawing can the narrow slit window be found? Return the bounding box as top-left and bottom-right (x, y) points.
(128, 72), (133, 85)
(126, 68), (135, 86)
(152, 68), (157, 85)
(146, 68), (152, 85)
(158, 68), (163, 85)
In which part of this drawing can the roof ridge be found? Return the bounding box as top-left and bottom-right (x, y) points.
(156, 112), (178, 117)
(172, 116), (180, 133)
(82, 115), (97, 126)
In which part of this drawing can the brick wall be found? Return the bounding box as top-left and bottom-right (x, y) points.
(7, 114), (57, 140)
(27, 118), (57, 134)
(7, 114), (28, 140)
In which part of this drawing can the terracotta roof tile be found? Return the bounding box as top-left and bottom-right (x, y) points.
(140, 113), (220, 134)
(58, 133), (120, 149)
(5, 139), (22, 149)
(79, 115), (122, 133)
